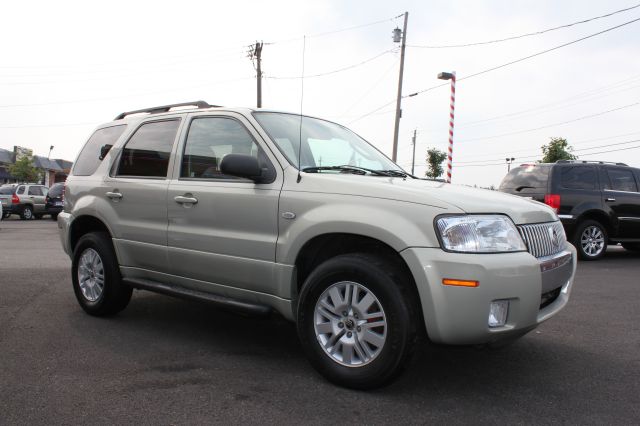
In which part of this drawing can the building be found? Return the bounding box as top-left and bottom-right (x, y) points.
(0, 146), (73, 186)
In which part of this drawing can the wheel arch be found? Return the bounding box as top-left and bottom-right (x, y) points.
(575, 210), (613, 239)
(292, 232), (426, 336)
(69, 215), (114, 254)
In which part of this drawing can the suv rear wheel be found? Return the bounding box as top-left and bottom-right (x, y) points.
(296, 253), (417, 389)
(20, 206), (33, 220)
(72, 232), (132, 316)
(573, 220), (607, 260)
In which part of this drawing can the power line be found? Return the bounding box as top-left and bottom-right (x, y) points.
(266, 14), (403, 45)
(455, 140), (640, 167)
(456, 138), (640, 165)
(405, 16), (640, 98)
(451, 130), (640, 163)
(408, 4), (640, 48)
(457, 101), (640, 143)
(0, 76), (254, 109)
(265, 49), (396, 79)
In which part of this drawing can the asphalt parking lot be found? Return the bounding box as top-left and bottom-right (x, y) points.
(1, 217), (639, 425)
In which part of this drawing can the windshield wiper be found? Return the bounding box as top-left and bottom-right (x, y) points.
(376, 169), (416, 179)
(302, 165), (389, 176)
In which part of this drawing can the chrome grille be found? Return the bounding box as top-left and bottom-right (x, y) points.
(518, 221), (566, 258)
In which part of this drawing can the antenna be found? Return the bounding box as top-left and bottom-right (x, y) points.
(297, 36), (306, 183)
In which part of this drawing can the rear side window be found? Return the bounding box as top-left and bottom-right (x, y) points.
(16, 186), (25, 195)
(499, 165), (550, 190)
(606, 169), (638, 192)
(560, 166), (597, 190)
(116, 120), (180, 178)
(73, 125), (127, 176)
(28, 186), (43, 196)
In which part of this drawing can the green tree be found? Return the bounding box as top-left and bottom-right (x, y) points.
(541, 137), (576, 163)
(8, 154), (40, 183)
(425, 148), (447, 179)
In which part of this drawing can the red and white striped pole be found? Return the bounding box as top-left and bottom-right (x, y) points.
(445, 71), (456, 183)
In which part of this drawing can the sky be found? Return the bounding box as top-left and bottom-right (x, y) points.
(1, 0), (639, 187)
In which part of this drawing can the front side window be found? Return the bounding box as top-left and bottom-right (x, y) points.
(253, 112), (400, 173)
(606, 169), (638, 192)
(560, 166), (597, 190)
(116, 120), (180, 178)
(74, 125), (127, 176)
(181, 117), (272, 181)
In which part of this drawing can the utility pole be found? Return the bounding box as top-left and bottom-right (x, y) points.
(411, 129), (417, 175)
(248, 42), (263, 108)
(391, 11), (408, 163)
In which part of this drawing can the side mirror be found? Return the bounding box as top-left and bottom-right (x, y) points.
(99, 144), (113, 160)
(219, 154), (263, 182)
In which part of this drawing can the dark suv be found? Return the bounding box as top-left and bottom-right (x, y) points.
(499, 161), (640, 260)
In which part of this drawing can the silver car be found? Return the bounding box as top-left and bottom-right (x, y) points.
(58, 102), (577, 389)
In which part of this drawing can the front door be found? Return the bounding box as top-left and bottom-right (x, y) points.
(167, 113), (282, 295)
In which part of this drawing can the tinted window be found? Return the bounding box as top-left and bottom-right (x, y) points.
(181, 117), (273, 181)
(499, 165), (551, 190)
(0, 187), (13, 195)
(74, 125), (127, 176)
(606, 169), (638, 192)
(560, 166), (597, 190)
(48, 183), (64, 197)
(16, 186), (25, 194)
(28, 186), (43, 196)
(117, 120), (180, 178)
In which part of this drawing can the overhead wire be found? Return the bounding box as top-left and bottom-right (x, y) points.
(408, 3), (640, 48)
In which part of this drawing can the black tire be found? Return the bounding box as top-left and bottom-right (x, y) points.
(20, 206), (33, 220)
(622, 243), (640, 252)
(297, 253), (418, 390)
(573, 219), (608, 261)
(71, 232), (132, 316)
(50, 213), (58, 221)
(2, 212), (10, 219)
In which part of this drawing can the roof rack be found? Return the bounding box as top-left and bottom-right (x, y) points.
(114, 100), (219, 120)
(556, 160), (628, 166)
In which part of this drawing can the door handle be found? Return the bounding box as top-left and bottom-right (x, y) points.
(106, 191), (123, 200)
(605, 197), (616, 202)
(174, 195), (198, 205)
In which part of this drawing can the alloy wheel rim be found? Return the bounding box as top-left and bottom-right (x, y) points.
(580, 226), (605, 257)
(24, 209), (32, 219)
(78, 248), (105, 302)
(313, 281), (387, 367)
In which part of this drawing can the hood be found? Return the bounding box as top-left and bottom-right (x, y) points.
(292, 173), (557, 225)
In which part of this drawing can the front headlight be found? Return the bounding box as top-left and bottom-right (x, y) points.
(436, 215), (527, 253)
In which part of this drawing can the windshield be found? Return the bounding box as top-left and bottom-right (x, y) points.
(253, 112), (401, 173)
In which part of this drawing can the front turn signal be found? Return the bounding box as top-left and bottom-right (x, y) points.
(442, 278), (479, 287)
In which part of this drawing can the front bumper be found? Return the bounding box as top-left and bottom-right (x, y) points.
(400, 244), (577, 345)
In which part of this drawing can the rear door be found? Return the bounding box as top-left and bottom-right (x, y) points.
(27, 186), (47, 213)
(103, 118), (183, 275)
(602, 166), (640, 238)
(166, 112), (282, 295)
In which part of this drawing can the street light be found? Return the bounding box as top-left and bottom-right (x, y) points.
(438, 71), (456, 183)
(391, 12), (408, 163)
(47, 145), (54, 159)
(506, 157), (515, 172)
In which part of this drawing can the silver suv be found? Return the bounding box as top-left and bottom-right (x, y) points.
(58, 101), (577, 389)
(10, 183), (49, 220)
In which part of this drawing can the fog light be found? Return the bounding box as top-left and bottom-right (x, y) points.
(488, 300), (509, 327)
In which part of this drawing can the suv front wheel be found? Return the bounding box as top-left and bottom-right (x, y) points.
(573, 220), (608, 260)
(72, 232), (132, 316)
(296, 253), (418, 389)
